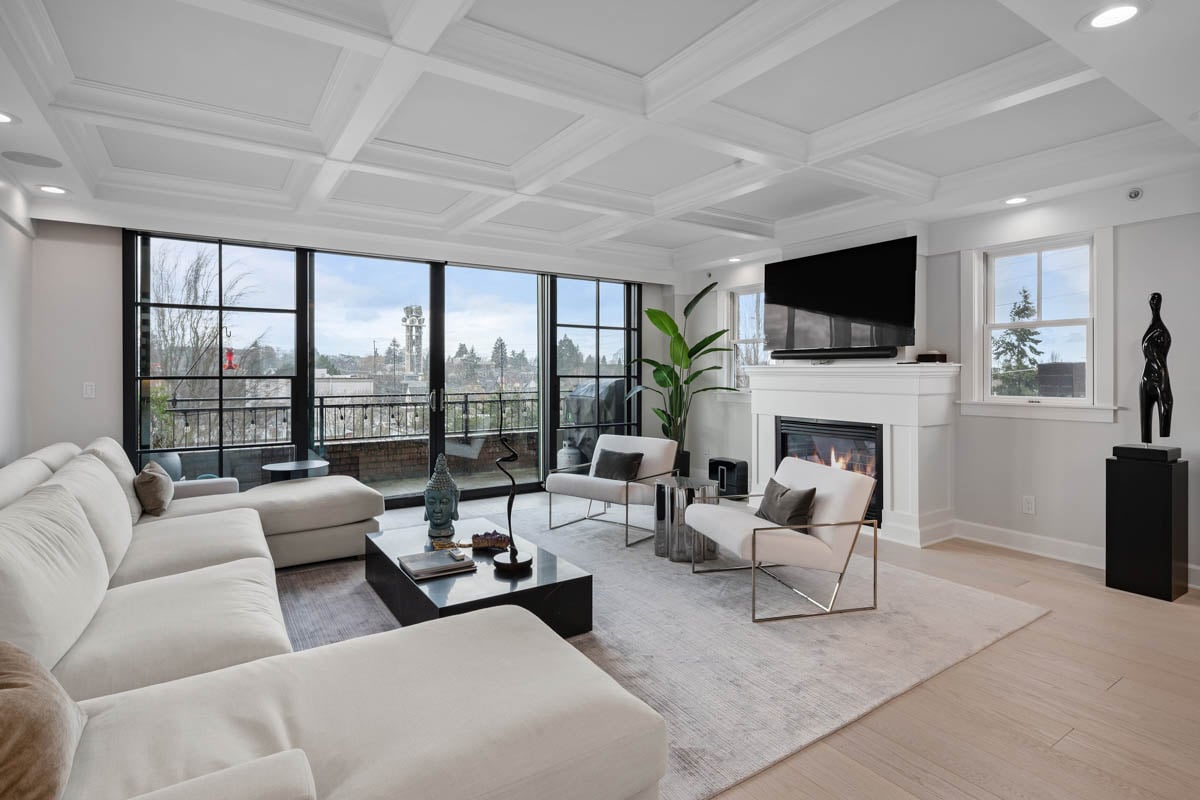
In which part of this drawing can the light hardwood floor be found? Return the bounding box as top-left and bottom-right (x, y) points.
(716, 535), (1200, 800)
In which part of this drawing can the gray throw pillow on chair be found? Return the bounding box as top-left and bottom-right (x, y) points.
(593, 449), (643, 481)
(755, 478), (816, 529)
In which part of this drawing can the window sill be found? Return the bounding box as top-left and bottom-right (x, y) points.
(715, 390), (752, 403)
(958, 401), (1118, 423)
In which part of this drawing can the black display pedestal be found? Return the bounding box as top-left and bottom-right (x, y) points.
(1106, 445), (1188, 601)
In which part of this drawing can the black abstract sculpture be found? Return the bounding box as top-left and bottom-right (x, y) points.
(492, 394), (531, 573)
(1139, 292), (1173, 444)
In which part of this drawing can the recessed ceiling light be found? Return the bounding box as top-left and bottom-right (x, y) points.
(1005, 196), (1029, 205)
(728, 258), (742, 263)
(0, 111), (19, 125)
(37, 185), (68, 195)
(1078, 3), (1147, 31)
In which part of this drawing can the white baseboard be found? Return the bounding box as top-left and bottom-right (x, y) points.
(949, 519), (1199, 590)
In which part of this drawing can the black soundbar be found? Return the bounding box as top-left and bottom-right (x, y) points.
(772, 346), (898, 360)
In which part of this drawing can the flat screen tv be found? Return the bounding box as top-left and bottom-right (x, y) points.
(764, 236), (916, 359)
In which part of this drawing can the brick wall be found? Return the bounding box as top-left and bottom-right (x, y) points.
(323, 432), (538, 483)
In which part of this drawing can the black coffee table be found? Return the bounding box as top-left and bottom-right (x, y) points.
(365, 518), (592, 638)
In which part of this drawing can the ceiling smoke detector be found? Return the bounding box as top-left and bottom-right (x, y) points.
(1127, 187), (1143, 201)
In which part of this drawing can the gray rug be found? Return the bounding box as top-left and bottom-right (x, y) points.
(276, 506), (1046, 800)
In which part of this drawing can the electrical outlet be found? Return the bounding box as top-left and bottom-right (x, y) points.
(1021, 495), (1036, 515)
(82, 381), (97, 400)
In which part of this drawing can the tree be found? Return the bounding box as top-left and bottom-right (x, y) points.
(461, 347), (482, 385)
(453, 342), (469, 360)
(491, 337), (508, 387)
(510, 349), (530, 371)
(557, 335), (583, 374)
(991, 286), (1043, 396)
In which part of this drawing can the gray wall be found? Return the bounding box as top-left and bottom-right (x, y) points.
(925, 212), (1200, 559)
(29, 221), (124, 449)
(0, 216), (32, 462)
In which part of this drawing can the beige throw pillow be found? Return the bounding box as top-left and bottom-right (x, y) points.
(134, 460), (175, 516)
(0, 641), (88, 800)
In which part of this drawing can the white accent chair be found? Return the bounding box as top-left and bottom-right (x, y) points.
(544, 434), (677, 546)
(685, 457), (878, 621)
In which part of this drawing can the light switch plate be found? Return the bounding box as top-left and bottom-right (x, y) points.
(82, 381), (96, 399)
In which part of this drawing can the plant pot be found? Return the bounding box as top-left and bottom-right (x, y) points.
(674, 449), (691, 477)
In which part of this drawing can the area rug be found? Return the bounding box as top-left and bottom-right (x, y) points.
(276, 505), (1046, 800)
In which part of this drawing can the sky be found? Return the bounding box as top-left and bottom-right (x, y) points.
(992, 244), (1090, 362)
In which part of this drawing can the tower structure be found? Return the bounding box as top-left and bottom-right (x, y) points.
(402, 305), (425, 377)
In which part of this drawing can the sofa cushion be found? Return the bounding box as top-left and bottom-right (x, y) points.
(0, 485), (108, 668)
(754, 477), (816, 528)
(52, 557), (292, 700)
(685, 501), (837, 569)
(83, 436), (143, 524)
(593, 448), (643, 481)
(126, 751), (316, 800)
(148, 475), (383, 536)
(545, 471), (654, 506)
(0, 641), (88, 800)
(25, 442), (83, 472)
(66, 607), (667, 800)
(589, 433), (675, 480)
(133, 460), (175, 516)
(110, 509), (270, 587)
(46, 453), (135, 577)
(0, 457), (52, 509)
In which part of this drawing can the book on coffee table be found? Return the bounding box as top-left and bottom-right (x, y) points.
(397, 549), (478, 581)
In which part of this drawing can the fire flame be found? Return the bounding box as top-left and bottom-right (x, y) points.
(812, 444), (875, 476)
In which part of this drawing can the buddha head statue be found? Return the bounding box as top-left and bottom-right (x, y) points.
(424, 453), (460, 538)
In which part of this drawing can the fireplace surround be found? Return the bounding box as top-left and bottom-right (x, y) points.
(777, 417), (883, 523)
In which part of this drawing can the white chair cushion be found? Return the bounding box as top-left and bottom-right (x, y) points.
(544, 471), (654, 506)
(82, 436), (142, 525)
(110, 509), (270, 587)
(772, 457), (875, 568)
(0, 485), (108, 668)
(590, 434), (676, 480)
(685, 501), (838, 570)
(125, 751), (316, 800)
(67, 607), (666, 800)
(0, 457), (52, 508)
(25, 442), (83, 472)
(53, 557), (292, 700)
(147, 476), (384, 536)
(45, 454), (134, 577)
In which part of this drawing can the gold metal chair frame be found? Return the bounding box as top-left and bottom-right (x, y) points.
(545, 464), (678, 547)
(690, 493), (878, 621)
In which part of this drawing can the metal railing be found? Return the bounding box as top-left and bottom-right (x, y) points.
(147, 392), (538, 450)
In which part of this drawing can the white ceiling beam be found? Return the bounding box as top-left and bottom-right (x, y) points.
(645, 0), (906, 120)
(445, 194), (526, 235)
(808, 42), (1100, 163)
(392, 0), (475, 51)
(812, 155), (939, 203)
(674, 210), (775, 241)
(671, 237), (782, 271)
(173, 0), (391, 56)
(512, 119), (648, 194)
(323, 47), (427, 161)
(295, 160), (350, 214)
(665, 104), (807, 168)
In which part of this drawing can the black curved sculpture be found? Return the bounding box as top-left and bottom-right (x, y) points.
(1139, 292), (1173, 444)
(492, 395), (531, 573)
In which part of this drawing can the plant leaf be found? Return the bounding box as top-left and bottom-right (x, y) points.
(625, 384), (664, 403)
(684, 365), (722, 384)
(669, 333), (691, 369)
(653, 365), (678, 387)
(688, 329), (726, 358)
(691, 346), (733, 360)
(644, 308), (679, 338)
(683, 281), (719, 319)
(630, 356), (667, 371)
(691, 385), (739, 395)
(661, 422), (672, 437)
(652, 407), (671, 428)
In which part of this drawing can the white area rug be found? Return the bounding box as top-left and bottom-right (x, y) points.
(278, 502), (1046, 800)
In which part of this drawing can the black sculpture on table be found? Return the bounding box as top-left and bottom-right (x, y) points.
(1139, 292), (1173, 444)
(492, 393), (531, 573)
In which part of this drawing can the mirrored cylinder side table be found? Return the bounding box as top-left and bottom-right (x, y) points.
(654, 476), (719, 562)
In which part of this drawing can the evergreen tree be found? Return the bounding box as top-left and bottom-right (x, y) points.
(491, 337), (508, 387)
(557, 335), (583, 374)
(991, 287), (1043, 396)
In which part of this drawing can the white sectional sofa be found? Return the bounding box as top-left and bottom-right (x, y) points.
(0, 439), (668, 800)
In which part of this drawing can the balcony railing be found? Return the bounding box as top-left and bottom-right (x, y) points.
(145, 392), (539, 450)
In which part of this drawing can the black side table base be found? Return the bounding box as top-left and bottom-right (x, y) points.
(1106, 446), (1188, 602)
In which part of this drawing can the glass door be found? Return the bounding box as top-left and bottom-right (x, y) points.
(311, 252), (437, 500)
(441, 265), (542, 493)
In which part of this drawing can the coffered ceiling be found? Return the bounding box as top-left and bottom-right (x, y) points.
(0, 0), (1197, 279)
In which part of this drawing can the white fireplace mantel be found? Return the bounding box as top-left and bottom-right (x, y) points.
(746, 362), (961, 548)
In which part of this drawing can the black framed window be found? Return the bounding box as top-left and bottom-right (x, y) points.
(549, 278), (641, 467)
(126, 232), (302, 488)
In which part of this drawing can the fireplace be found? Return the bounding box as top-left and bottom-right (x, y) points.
(776, 417), (884, 523)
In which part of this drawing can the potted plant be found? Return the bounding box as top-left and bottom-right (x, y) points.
(627, 281), (737, 476)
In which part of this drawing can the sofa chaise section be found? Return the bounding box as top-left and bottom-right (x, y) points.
(65, 606), (667, 800)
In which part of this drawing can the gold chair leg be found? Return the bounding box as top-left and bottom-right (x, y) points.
(750, 522), (879, 622)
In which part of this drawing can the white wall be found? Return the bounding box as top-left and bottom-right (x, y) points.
(926, 211), (1200, 567)
(0, 216), (33, 462)
(30, 221), (123, 449)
